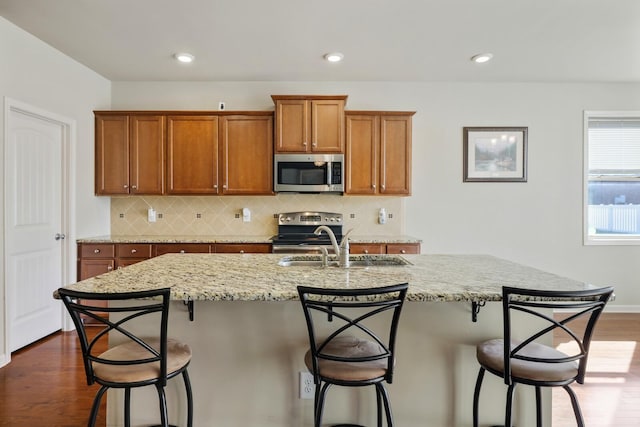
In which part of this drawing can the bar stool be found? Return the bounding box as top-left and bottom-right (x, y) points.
(58, 287), (193, 427)
(472, 285), (614, 427)
(298, 283), (409, 427)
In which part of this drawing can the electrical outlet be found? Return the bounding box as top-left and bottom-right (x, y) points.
(299, 371), (315, 399)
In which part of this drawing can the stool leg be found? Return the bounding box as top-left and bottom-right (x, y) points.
(535, 386), (542, 427)
(505, 383), (516, 427)
(89, 386), (108, 427)
(472, 368), (485, 427)
(315, 382), (331, 427)
(182, 370), (194, 427)
(376, 383), (394, 427)
(155, 384), (169, 427)
(375, 385), (383, 427)
(564, 385), (585, 427)
(124, 388), (131, 427)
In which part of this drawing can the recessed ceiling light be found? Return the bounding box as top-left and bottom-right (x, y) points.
(174, 53), (195, 63)
(324, 52), (344, 63)
(471, 53), (493, 64)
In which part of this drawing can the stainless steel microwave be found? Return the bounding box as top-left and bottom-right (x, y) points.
(274, 153), (344, 193)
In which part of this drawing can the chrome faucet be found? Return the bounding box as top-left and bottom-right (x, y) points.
(314, 226), (354, 268)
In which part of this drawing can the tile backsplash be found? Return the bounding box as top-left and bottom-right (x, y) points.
(111, 194), (404, 236)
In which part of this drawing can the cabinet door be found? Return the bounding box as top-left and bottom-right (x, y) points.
(167, 115), (219, 194)
(95, 114), (129, 195)
(220, 114), (274, 195)
(274, 100), (309, 152)
(345, 114), (378, 194)
(130, 115), (165, 194)
(311, 100), (345, 153)
(380, 115), (412, 195)
(116, 258), (146, 269)
(79, 259), (115, 280)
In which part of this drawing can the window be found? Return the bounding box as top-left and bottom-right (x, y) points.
(584, 111), (640, 244)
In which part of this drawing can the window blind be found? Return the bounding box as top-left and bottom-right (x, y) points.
(588, 118), (640, 174)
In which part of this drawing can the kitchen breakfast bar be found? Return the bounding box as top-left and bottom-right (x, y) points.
(58, 253), (602, 427)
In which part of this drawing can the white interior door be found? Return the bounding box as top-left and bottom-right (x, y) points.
(5, 106), (65, 351)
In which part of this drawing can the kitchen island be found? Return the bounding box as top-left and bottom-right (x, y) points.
(59, 253), (602, 427)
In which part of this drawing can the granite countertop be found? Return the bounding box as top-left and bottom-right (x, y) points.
(57, 253), (595, 302)
(76, 235), (422, 244)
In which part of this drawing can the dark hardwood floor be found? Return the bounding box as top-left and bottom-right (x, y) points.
(0, 314), (637, 426)
(0, 329), (106, 426)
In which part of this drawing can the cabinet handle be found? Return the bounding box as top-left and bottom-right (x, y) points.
(124, 184), (128, 189)
(131, 249), (137, 254)
(107, 265), (113, 271)
(239, 250), (245, 254)
(372, 184), (376, 189)
(213, 184), (218, 189)
(223, 184), (227, 189)
(400, 249), (406, 254)
(312, 142), (317, 147)
(180, 250), (186, 254)
(94, 249), (101, 254)
(381, 184), (386, 190)
(131, 185), (137, 190)
(303, 141), (307, 147)
(364, 249), (369, 254)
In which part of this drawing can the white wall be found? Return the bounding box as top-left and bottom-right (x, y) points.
(0, 17), (111, 362)
(112, 81), (640, 308)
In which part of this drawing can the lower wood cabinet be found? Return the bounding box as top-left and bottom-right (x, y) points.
(77, 242), (273, 279)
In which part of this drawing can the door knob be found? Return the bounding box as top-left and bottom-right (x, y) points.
(55, 233), (66, 241)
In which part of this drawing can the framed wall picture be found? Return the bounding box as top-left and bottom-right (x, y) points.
(463, 127), (528, 182)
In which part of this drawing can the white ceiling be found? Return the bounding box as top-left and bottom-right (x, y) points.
(2, 0), (639, 82)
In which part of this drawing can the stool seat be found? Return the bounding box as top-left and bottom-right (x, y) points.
(94, 338), (192, 384)
(477, 338), (578, 382)
(304, 336), (388, 382)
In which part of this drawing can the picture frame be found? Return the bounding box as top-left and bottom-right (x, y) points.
(463, 127), (528, 182)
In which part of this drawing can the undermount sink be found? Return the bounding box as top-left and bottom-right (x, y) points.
(278, 254), (412, 268)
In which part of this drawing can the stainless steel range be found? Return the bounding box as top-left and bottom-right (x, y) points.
(271, 211), (343, 254)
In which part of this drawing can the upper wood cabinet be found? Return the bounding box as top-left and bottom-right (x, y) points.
(220, 113), (274, 195)
(167, 115), (219, 194)
(345, 111), (414, 196)
(272, 95), (347, 153)
(95, 113), (165, 195)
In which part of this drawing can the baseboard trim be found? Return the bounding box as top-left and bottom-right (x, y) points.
(604, 305), (640, 313)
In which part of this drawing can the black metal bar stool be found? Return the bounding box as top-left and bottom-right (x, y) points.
(298, 283), (408, 427)
(472, 285), (614, 427)
(58, 287), (194, 427)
